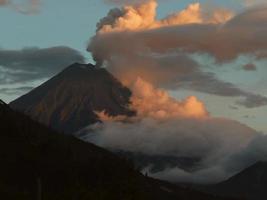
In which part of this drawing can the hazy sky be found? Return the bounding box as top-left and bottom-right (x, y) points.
(0, 0), (267, 132)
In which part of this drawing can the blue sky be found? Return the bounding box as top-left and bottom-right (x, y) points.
(1, 0), (267, 132)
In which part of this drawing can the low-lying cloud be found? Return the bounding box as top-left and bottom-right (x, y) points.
(79, 78), (259, 184)
(81, 99), (265, 183)
(81, 95), (259, 183)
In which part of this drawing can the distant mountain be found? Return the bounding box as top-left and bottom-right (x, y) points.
(0, 100), (236, 200)
(206, 161), (267, 200)
(10, 63), (134, 134)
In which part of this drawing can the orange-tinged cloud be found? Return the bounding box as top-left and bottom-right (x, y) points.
(83, 0), (267, 184)
(130, 77), (208, 119)
(97, 77), (208, 122)
(88, 2), (267, 108)
(98, 0), (157, 33)
(98, 0), (233, 33)
(161, 3), (233, 26)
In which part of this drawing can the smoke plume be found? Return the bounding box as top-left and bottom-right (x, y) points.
(84, 0), (267, 183)
(97, 1), (233, 33)
(88, 0), (267, 108)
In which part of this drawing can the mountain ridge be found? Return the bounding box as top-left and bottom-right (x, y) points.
(10, 63), (134, 134)
(0, 100), (236, 200)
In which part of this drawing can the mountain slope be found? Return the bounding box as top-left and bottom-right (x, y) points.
(0, 100), (236, 200)
(207, 161), (267, 200)
(9, 63), (134, 134)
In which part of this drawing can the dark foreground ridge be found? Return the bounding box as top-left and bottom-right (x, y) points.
(0, 100), (237, 200)
(10, 63), (134, 134)
(205, 161), (267, 200)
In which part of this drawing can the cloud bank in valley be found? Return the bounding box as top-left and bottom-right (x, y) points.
(82, 78), (259, 183)
(82, 79), (265, 183)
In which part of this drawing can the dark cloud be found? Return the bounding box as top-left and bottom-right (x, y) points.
(243, 63), (257, 71)
(0, 46), (85, 85)
(178, 70), (267, 108)
(0, 0), (40, 15)
(0, 0), (8, 6)
(237, 94), (267, 108)
(0, 86), (33, 95)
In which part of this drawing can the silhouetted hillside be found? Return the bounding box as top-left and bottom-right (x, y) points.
(206, 161), (267, 200)
(0, 100), (237, 200)
(10, 63), (134, 134)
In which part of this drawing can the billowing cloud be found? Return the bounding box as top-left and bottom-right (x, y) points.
(129, 78), (208, 119)
(97, 1), (233, 33)
(88, 1), (267, 108)
(90, 5), (267, 62)
(83, 0), (267, 184)
(0, 46), (84, 101)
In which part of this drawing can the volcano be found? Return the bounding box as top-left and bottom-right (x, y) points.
(10, 63), (134, 134)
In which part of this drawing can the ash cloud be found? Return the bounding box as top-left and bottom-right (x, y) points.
(88, 1), (267, 108)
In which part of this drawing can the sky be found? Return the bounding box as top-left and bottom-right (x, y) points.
(0, 0), (267, 133)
